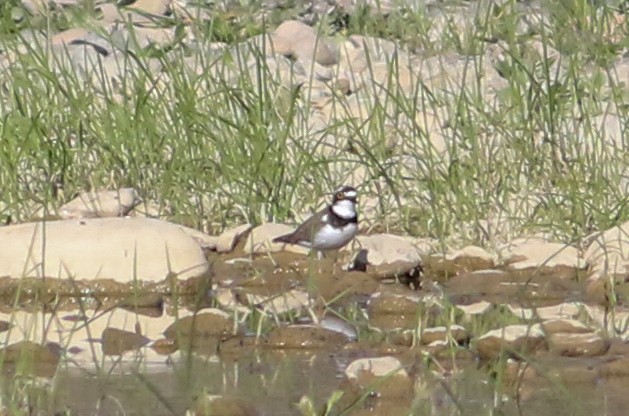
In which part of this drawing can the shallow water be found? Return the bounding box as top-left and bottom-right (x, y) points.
(0, 249), (627, 415)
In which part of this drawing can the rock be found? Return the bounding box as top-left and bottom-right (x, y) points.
(502, 358), (539, 386)
(345, 356), (407, 379)
(545, 360), (599, 385)
(177, 225), (219, 250)
(215, 224), (252, 253)
(125, 0), (171, 16)
(547, 332), (609, 357)
(368, 293), (421, 331)
(367, 259), (423, 284)
(271, 20), (338, 66)
(507, 303), (583, 321)
(245, 223), (308, 255)
(420, 325), (468, 345)
(0, 307), (177, 370)
(499, 238), (586, 279)
(97, 3), (124, 23)
(316, 270), (379, 301)
(337, 35), (399, 75)
(584, 304), (629, 340)
(449, 246), (496, 272)
(455, 301), (493, 316)
(244, 289), (311, 315)
(344, 356), (413, 399)
(265, 325), (349, 349)
(446, 269), (520, 299)
(189, 395), (259, 416)
(352, 234), (421, 266)
(533, 303), (584, 320)
(367, 52), (507, 100)
(101, 327), (150, 355)
(423, 246), (495, 276)
(580, 111), (626, 151)
(600, 356), (629, 377)
(50, 28), (95, 47)
(214, 288), (250, 314)
(541, 319), (592, 334)
(123, 26), (177, 49)
(335, 0), (394, 15)
(0, 218), (209, 282)
(476, 324), (546, 359)
(0, 340), (60, 377)
(585, 220), (629, 284)
(59, 188), (141, 219)
(164, 310), (233, 340)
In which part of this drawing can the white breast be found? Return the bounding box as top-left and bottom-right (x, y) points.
(311, 222), (358, 250)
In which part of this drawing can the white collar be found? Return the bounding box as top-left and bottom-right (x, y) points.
(331, 200), (356, 219)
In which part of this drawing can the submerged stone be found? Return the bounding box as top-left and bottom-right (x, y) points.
(476, 324), (546, 359)
(343, 356), (413, 400)
(265, 325), (349, 349)
(0, 340), (60, 378)
(547, 332), (609, 357)
(190, 395), (260, 416)
(101, 327), (150, 356)
(164, 310), (233, 340)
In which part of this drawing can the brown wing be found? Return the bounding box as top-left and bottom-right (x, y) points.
(272, 209), (327, 244)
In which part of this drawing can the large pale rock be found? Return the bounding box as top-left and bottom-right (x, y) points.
(0, 218), (209, 282)
(351, 234), (421, 266)
(499, 238), (586, 279)
(59, 188), (140, 219)
(271, 20), (338, 66)
(476, 324), (546, 359)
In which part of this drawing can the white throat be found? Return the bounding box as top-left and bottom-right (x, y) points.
(331, 200), (356, 219)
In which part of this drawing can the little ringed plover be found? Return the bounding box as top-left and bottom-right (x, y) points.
(273, 185), (358, 257)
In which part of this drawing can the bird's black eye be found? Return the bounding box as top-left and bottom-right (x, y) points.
(336, 192), (344, 199)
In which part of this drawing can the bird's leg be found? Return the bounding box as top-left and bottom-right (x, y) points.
(317, 250), (325, 260)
